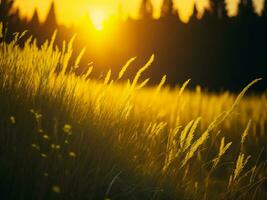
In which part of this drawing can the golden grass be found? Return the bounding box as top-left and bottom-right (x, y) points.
(0, 25), (267, 199)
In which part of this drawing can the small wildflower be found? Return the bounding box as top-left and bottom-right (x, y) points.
(69, 152), (76, 157)
(10, 116), (16, 124)
(32, 144), (40, 151)
(64, 140), (69, 144)
(35, 113), (42, 119)
(51, 144), (60, 150)
(39, 129), (44, 133)
(51, 185), (61, 194)
(41, 153), (48, 158)
(44, 172), (49, 177)
(63, 124), (72, 133)
(43, 134), (50, 140)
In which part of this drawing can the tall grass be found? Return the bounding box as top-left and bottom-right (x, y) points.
(0, 24), (267, 199)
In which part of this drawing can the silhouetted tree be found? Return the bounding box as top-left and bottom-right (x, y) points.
(172, 7), (180, 20)
(161, 0), (174, 17)
(201, 7), (212, 21)
(210, 0), (227, 19)
(10, 8), (20, 24)
(29, 9), (40, 29)
(0, 0), (14, 25)
(189, 3), (198, 23)
(44, 1), (57, 32)
(139, 0), (153, 19)
(238, 0), (256, 18)
(210, 0), (219, 17)
(262, 0), (267, 18)
(219, 0), (227, 19)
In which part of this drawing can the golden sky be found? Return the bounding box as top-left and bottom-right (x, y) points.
(13, 0), (264, 25)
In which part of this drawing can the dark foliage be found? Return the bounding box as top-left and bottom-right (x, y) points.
(139, 0), (154, 19)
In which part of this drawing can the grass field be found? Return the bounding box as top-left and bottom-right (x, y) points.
(0, 25), (267, 199)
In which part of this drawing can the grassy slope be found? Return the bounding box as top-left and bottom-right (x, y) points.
(0, 29), (267, 199)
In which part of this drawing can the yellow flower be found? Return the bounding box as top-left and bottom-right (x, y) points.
(51, 185), (61, 193)
(39, 129), (44, 133)
(35, 113), (42, 119)
(10, 116), (16, 124)
(43, 134), (50, 140)
(51, 144), (60, 150)
(69, 152), (76, 157)
(41, 153), (48, 158)
(63, 124), (72, 133)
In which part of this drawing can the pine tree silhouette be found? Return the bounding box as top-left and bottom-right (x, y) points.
(210, 0), (219, 17)
(29, 9), (40, 28)
(262, 0), (267, 18)
(10, 8), (20, 25)
(209, 0), (227, 19)
(44, 1), (57, 32)
(201, 7), (212, 21)
(190, 3), (198, 23)
(139, 0), (153, 19)
(161, 0), (174, 17)
(238, 0), (255, 18)
(218, 0), (227, 19)
(172, 6), (180, 20)
(0, 0), (14, 24)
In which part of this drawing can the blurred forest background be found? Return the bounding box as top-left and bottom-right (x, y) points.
(1, 0), (267, 91)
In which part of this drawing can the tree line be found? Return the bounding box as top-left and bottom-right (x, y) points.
(1, 0), (267, 91)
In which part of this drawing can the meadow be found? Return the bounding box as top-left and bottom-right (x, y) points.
(0, 23), (267, 199)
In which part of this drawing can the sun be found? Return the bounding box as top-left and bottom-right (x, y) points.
(90, 10), (106, 31)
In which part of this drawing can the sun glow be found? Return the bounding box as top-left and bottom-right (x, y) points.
(90, 10), (106, 31)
